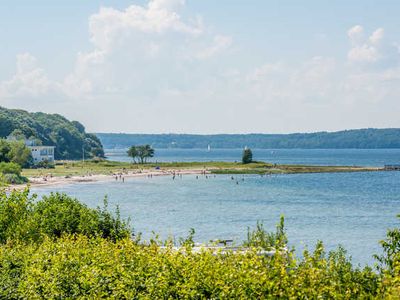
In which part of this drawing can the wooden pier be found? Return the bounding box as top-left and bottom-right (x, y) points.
(384, 165), (400, 171)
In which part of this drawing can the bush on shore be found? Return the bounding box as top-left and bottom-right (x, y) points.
(0, 189), (130, 243)
(0, 189), (398, 298)
(0, 162), (28, 185)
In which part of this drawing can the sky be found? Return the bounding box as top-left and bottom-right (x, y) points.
(1, 0), (400, 134)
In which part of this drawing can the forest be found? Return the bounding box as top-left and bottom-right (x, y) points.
(97, 128), (400, 149)
(0, 106), (104, 160)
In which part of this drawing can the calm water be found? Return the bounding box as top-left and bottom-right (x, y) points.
(105, 148), (400, 167)
(31, 170), (400, 266)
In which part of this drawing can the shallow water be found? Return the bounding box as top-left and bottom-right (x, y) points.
(31, 170), (400, 266)
(105, 148), (400, 167)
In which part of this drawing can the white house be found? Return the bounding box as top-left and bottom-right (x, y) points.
(29, 146), (55, 164)
(6, 135), (55, 164)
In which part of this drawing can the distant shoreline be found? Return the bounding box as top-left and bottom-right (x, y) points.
(96, 128), (400, 149)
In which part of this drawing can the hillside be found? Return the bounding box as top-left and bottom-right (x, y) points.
(0, 107), (104, 160)
(97, 129), (400, 149)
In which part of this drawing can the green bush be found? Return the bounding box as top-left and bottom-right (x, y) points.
(1, 174), (28, 184)
(244, 216), (287, 250)
(0, 235), (383, 299)
(0, 162), (21, 175)
(33, 160), (55, 169)
(0, 189), (131, 243)
(0, 189), (398, 298)
(0, 162), (28, 184)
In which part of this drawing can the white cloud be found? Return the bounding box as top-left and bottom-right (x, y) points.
(0, 53), (53, 99)
(196, 35), (232, 59)
(1, 9), (400, 133)
(347, 25), (364, 43)
(348, 45), (379, 63)
(60, 0), (231, 98)
(369, 28), (384, 44)
(347, 26), (387, 63)
(88, 1), (202, 53)
(148, 0), (185, 11)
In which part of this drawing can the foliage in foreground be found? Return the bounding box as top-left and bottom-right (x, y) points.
(0, 189), (130, 243)
(0, 189), (399, 298)
(0, 235), (385, 299)
(244, 216), (288, 253)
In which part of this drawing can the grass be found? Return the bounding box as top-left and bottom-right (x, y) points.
(21, 160), (383, 179)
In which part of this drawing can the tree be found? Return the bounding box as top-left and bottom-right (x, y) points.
(374, 214), (400, 275)
(0, 140), (11, 162)
(91, 147), (104, 158)
(242, 148), (253, 164)
(7, 141), (33, 168)
(0, 139), (32, 167)
(9, 129), (26, 140)
(143, 144), (155, 163)
(127, 146), (139, 163)
(0, 106), (105, 160)
(127, 145), (155, 164)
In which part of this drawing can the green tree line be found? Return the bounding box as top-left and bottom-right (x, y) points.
(0, 106), (104, 160)
(97, 128), (400, 149)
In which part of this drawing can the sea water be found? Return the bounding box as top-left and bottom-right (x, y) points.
(31, 169), (400, 266)
(105, 148), (400, 167)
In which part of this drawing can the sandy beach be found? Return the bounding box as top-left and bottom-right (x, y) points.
(7, 168), (210, 191)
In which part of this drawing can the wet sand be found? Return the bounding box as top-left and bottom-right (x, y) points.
(7, 168), (210, 191)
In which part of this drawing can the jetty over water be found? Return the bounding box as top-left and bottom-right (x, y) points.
(384, 165), (400, 171)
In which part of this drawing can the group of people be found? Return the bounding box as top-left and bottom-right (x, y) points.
(114, 173), (125, 182)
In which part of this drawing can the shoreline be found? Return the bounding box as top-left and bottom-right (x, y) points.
(7, 168), (210, 191)
(7, 160), (386, 192)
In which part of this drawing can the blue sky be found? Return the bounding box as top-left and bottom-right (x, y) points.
(1, 0), (400, 133)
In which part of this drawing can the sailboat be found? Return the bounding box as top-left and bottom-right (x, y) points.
(207, 144), (211, 152)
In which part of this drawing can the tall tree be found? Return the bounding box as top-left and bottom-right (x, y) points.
(242, 148), (253, 164)
(0, 140), (11, 163)
(129, 145), (155, 164)
(7, 141), (33, 168)
(143, 144), (154, 163)
(127, 146), (139, 163)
